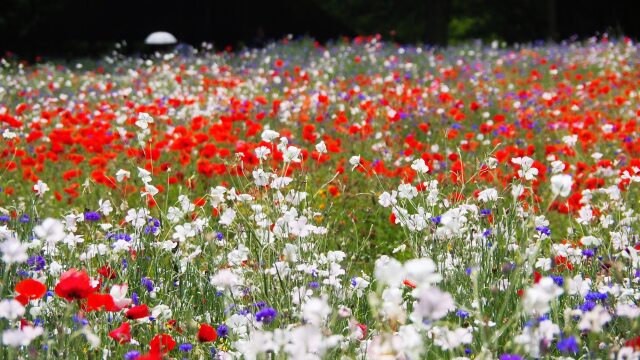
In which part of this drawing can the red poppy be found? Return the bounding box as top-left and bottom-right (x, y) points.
(15, 278), (47, 301)
(126, 304), (150, 319)
(86, 293), (117, 312)
(109, 322), (132, 344)
(197, 323), (217, 342)
(54, 269), (96, 301)
(149, 333), (176, 354)
(97, 265), (117, 279)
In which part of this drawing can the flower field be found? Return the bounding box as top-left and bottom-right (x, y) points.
(2, 35), (640, 359)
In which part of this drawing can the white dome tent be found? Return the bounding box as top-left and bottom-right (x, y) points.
(144, 31), (177, 45)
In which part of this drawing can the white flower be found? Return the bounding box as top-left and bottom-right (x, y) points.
(477, 188), (498, 202)
(0, 236), (28, 264)
(2, 129), (17, 139)
(512, 156), (538, 180)
(254, 146), (271, 160)
(34, 218), (66, 244)
(283, 146), (302, 163)
(209, 186), (227, 208)
(219, 208), (236, 227)
(617, 303), (640, 318)
(97, 199), (113, 216)
(378, 191), (397, 208)
(135, 112), (154, 129)
(523, 277), (564, 315)
(315, 141), (327, 153)
(411, 287), (454, 323)
(115, 169), (130, 182)
(137, 167), (152, 183)
(404, 258), (442, 288)
(2, 325), (43, 347)
(236, 330), (275, 359)
(261, 129), (280, 142)
(178, 195), (195, 212)
(211, 269), (241, 290)
(82, 328), (101, 349)
(0, 299), (25, 320)
(578, 305), (611, 332)
(511, 184), (525, 199)
(567, 274), (591, 297)
(142, 183), (159, 197)
(374, 256), (406, 288)
(580, 236), (601, 246)
(270, 177), (293, 189)
(550, 160), (565, 173)
(535, 258), (552, 271)
(33, 180), (49, 196)
(562, 134), (578, 147)
(550, 174), (573, 197)
(125, 208), (149, 229)
(411, 159), (429, 173)
(252, 169), (271, 187)
(172, 223), (196, 242)
(577, 205), (594, 224)
(350, 277), (370, 298)
(302, 297), (331, 326)
(397, 183), (418, 200)
(349, 155), (361, 170)
(432, 327), (473, 350)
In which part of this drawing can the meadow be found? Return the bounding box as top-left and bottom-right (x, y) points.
(1, 35), (640, 359)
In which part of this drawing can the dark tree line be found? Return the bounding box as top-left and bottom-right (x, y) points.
(1, 0), (639, 58)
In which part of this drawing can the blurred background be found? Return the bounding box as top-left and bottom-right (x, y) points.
(1, 0), (639, 58)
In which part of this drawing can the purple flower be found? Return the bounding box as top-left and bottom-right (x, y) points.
(141, 277), (154, 292)
(124, 350), (140, 360)
(255, 307), (277, 323)
(557, 336), (579, 353)
(84, 211), (101, 221)
(499, 355), (524, 360)
(178, 343), (193, 352)
(217, 324), (228, 338)
(27, 255), (46, 271)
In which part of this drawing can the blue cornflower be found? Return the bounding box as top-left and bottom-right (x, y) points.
(483, 229), (492, 237)
(535, 226), (551, 236)
(217, 324), (228, 338)
(19, 214), (30, 223)
(580, 301), (596, 312)
(255, 307), (278, 323)
(238, 309), (251, 316)
(141, 277), (154, 292)
(308, 281), (320, 289)
(132, 292), (139, 305)
(585, 292), (607, 301)
(84, 211), (101, 221)
(253, 301), (267, 309)
(582, 249), (595, 257)
(16, 269), (29, 277)
(430, 216), (442, 224)
(499, 355), (524, 360)
(27, 255), (46, 271)
(480, 208), (492, 216)
(551, 275), (564, 286)
(216, 232), (224, 240)
(124, 350), (140, 360)
(456, 310), (469, 318)
(178, 343), (193, 352)
(0, 215), (10, 222)
(557, 336), (579, 353)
